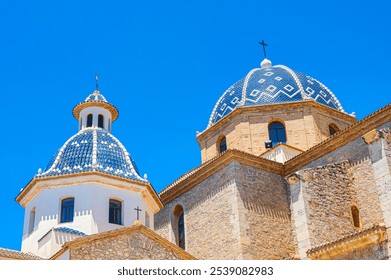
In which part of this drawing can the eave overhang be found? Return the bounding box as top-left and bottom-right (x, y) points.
(307, 224), (387, 260)
(73, 101), (119, 121)
(16, 171), (163, 213)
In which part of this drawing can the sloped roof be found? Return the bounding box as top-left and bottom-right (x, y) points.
(0, 248), (43, 260)
(50, 220), (196, 260)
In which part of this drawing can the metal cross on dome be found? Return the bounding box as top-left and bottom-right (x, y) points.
(95, 73), (99, 90)
(134, 206), (142, 220)
(259, 40), (268, 59)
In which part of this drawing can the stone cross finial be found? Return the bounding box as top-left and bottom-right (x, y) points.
(134, 206), (142, 220)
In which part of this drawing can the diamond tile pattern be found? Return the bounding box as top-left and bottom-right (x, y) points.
(208, 64), (344, 127)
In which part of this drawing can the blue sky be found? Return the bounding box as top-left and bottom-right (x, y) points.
(0, 0), (390, 251)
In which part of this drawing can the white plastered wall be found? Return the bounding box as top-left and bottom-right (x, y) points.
(21, 182), (154, 258)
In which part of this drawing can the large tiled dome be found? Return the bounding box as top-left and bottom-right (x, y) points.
(208, 59), (344, 127)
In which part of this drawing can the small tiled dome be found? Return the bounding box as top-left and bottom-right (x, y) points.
(84, 91), (108, 102)
(39, 128), (146, 182)
(208, 59), (344, 127)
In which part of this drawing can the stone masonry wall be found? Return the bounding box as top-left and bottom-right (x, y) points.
(293, 123), (390, 255)
(70, 231), (183, 260)
(298, 161), (357, 246)
(155, 162), (296, 259)
(234, 163), (295, 259)
(155, 163), (242, 259)
(349, 158), (384, 228)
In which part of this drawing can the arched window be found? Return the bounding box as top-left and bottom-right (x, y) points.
(60, 198), (74, 223)
(28, 207), (36, 234)
(171, 205), (185, 249)
(219, 136), (227, 153)
(178, 212), (185, 249)
(98, 114), (104, 128)
(109, 199), (122, 225)
(268, 122), (286, 146)
(145, 211), (150, 228)
(87, 114), (93, 127)
(351, 206), (361, 228)
(329, 124), (339, 136)
(108, 118), (111, 132)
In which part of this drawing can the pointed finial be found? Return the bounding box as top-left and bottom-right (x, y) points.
(95, 73), (99, 91)
(259, 40), (268, 59)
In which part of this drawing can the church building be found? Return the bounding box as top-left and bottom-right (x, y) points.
(1, 54), (390, 260)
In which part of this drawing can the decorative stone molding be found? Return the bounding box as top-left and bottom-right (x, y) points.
(307, 224), (387, 260)
(73, 100), (119, 121)
(286, 174), (300, 185)
(362, 129), (380, 144)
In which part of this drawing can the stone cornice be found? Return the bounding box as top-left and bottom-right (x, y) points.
(284, 103), (391, 174)
(50, 221), (196, 260)
(197, 100), (356, 142)
(159, 149), (284, 205)
(16, 171), (163, 212)
(307, 224), (387, 260)
(362, 129), (380, 144)
(73, 101), (119, 121)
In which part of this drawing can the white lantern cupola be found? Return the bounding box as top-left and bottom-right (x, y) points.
(73, 89), (119, 132)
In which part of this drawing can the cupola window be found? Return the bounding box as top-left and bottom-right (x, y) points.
(60, 198), (75, 223)
(87, 114), (93, 127)
(109, 199), (122, 225)
(219, 136), (227, 153)
(98, 114), (104, 128)
(268, 122), (286, 146)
